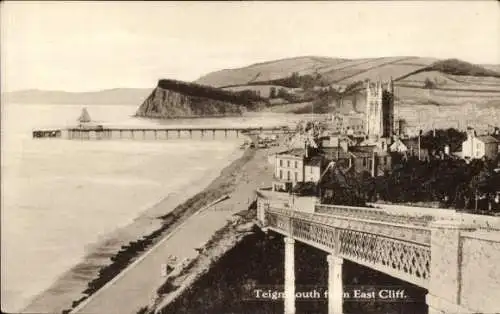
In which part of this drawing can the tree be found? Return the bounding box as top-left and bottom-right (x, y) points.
(277, 88), (289, 99)
(424, 78), (436, 89)
(269, 87), (276, 99)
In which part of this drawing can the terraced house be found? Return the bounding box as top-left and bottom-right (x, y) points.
(272, 148), (323, 192)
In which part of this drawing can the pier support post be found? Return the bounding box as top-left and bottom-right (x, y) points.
(178, 130), (181, 138)
(327, 254), (344, 314)
(284, 237), (295, 314)
(166, 130), (169, 139)
(154, 130), (157, 139)
(189, 130), (192, 139)
(224, 129), (228, 138)
(143, 130), (146, 140)
(201, 129), (204, 138)
(212, 129), (215, 139)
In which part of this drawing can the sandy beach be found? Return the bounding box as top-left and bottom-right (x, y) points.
(21, 145), (248, 314)
(67, 141), (281, 314)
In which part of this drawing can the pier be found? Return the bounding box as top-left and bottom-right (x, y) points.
(33, 126), (295, 141)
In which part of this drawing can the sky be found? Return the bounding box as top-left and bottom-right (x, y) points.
(1, 1), (499, 92)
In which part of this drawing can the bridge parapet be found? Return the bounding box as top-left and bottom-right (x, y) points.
(263, 206), (431, 288)
(258, 196), (500, 314)
(257, 191), (500, 313)
(315, 204), (434, 227)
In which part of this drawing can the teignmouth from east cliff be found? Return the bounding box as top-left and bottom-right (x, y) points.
(3, 2), (500, 314)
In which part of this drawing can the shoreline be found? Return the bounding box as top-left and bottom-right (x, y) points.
(65, 139), (279, 314)
(21, 144), (247, 314)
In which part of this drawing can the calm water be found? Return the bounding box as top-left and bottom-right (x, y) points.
(0, 103), (298, 312)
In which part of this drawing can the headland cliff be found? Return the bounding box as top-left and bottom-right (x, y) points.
(135, 79), (265, 119)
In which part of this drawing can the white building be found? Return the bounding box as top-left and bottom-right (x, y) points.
(462, 128), (499, 160)
(273, 149), (323, 191)
(274, 149), (305, 183)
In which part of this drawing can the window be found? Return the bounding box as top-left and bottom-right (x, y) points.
(362, 157), (367, 167)
(287, 160), (290, 168)
(287, 171), (291, 181)
(279, 159), (283, 167)
(294, 172), (298, 181)
(294, 161), (298, 168)
(279, 170), (283, 179)
(310, 167), (313, 174)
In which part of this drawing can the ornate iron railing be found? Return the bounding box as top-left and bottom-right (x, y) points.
(263, 206), (431, 288)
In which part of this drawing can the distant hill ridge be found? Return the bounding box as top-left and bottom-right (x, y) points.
(196, 56), (500, 88)
(195, 56), (500, 113)
(3, 88), (153, 105)
(5, 56), (500, 113)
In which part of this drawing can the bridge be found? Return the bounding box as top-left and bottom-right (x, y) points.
(32, 126), (295, 140)
(256, 190), (500, 314)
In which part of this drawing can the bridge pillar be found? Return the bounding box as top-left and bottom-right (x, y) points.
(284, 237), (295, 314)
(327, 255), (343, 314)
(426, 220), (476, 314)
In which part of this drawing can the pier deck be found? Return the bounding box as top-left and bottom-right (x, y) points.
(33, 126), (294, 140)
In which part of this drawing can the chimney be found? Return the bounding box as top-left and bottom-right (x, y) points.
(340, 139), (348, 152)
(467, 127), (476, 139)
(371, 151), (376, 177)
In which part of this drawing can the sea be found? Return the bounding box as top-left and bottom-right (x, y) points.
(0, 103), (298, 313)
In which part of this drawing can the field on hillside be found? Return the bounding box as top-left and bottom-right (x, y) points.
(196, 56), (441, 88)
(262, 101), (314, 113)
(483, 64), (500, 73)
(341, 64), (424, 84)
(320, 57), (415, 83)
(221, 85), (297, 98)
(397, 104), (500, 135)
(399, 71), (500, 91)
(197, 56), (346, 87)
(394, 85), (500, 106)
(196, 55), (500, 119)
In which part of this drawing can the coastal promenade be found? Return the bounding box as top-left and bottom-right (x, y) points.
(68, 145), (278, 314)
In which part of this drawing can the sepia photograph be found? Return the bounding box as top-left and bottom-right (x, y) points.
(1, 1), (500, 314)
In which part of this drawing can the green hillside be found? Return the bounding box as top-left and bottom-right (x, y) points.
(197, 56), (500, 113)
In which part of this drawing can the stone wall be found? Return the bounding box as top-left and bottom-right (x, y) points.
(460, 231), (500, 312)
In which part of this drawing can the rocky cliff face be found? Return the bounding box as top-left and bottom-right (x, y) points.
(135, 86), (244, 119)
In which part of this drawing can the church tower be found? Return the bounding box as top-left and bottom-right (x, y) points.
(365, 78), (394, 139)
